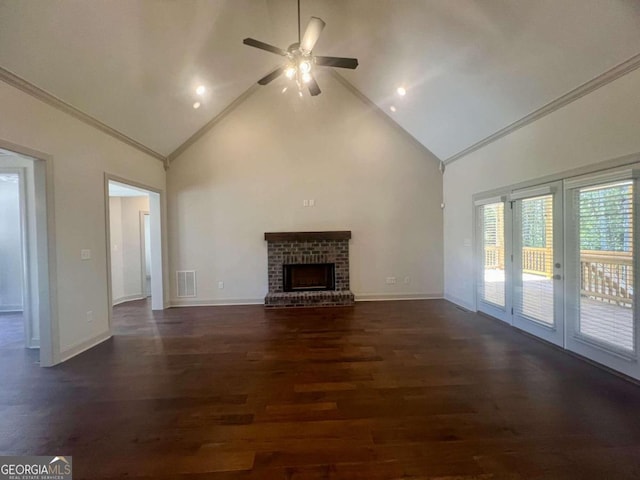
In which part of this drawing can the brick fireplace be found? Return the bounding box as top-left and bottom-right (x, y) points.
(264, 231), (355, 308)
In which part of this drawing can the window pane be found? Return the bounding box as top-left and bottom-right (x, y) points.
(480, 202), (505, 307)
(518, 195), (554, 325)
(578, 180), (634, 352)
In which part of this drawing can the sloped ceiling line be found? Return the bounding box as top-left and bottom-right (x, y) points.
(329, 70), (442, 165)
(167, 69), (444, 167)
(444, 52), (640, 165)
(0, 66), (166, 163)
(167, 82), (260, 164)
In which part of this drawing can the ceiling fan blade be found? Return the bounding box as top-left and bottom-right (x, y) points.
(300, 17), (326, 52)
(308, 74), (321, 96)
(243, 38), (287, 56)
(315, 56), (359, 69)
(258, 67), (284, 85)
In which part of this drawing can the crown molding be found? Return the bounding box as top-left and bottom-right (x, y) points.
(167, 82), (261, 164)
(0, 66), (166, 163)
(329, 70), (442, 164)
(444, 52), (640, 165)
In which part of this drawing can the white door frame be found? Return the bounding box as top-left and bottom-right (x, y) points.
(0, 139), (58, 367)
(104, 174), (166, 330)
(139, 210), (150, 297)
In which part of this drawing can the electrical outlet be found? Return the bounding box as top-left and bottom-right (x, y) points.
(81, 249), (91, 260)
(86, 310), (93, 322)
(218, 281), (224, 289)
(385, 277), (396, 285)
(404, 276), (411, 284)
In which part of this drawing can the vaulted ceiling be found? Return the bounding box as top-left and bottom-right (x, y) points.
(1, 0), (639, 161)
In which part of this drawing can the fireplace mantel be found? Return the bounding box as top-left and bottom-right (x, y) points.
(264, 231), (351, 242)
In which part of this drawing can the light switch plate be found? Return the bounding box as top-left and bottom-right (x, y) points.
(81, 249), (91, 260)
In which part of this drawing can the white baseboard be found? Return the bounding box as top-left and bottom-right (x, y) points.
(0, 305), (23, 312)
(59, 330), (112, 363)
(170, 298), (264, 307)
(112, 294), (146, 306)
(170, 294), (445, 307)
(444, 293), (476, 312)
(354, 293), (443, 302)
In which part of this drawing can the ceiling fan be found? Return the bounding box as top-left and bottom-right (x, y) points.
(242, 0), (358, 96)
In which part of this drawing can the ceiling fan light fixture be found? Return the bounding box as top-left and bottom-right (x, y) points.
(242, 1), (358, 96)
(396, 86), (407, 96)
(196, 85), (206, 96)
(299, 60), (311, 74)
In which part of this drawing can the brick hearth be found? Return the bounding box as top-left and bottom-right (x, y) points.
(264, 231), (355, 308)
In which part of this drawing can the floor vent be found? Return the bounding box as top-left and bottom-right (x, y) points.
(176, 270), (196, 298)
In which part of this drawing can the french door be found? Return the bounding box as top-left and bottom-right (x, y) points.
(475, 169), (640, 381)
(564, 170), (638, 379)
(511, 182), (564, 346)
(476, 197), (511, 323)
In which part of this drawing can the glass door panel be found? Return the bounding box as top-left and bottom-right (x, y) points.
(577, 180), (634, 353)
(512, 182), (563, 345)
(477, 200), (510, 322)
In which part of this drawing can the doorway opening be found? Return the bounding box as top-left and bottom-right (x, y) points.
(0, 146), (54, 366)
(0, 170), (24, 348)
(106, 178), (163, 325)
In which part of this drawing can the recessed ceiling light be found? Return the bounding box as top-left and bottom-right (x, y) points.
(396, 86), (406, 96)
(196, 85), (206, 95)
(390, 105), (397, 112)
(193, 102), (201, 109)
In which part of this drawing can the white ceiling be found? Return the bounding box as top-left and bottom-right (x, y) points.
(1, 0), (639, 160)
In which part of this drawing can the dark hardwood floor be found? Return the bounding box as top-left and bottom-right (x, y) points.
(1, 299), (640, 479)
(0, 311), (23, 348)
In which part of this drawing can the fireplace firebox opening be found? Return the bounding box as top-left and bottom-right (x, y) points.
(283, 263), (335, 292)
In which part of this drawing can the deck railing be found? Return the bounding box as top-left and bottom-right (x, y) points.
(486, 246), (633, 306)
(523, 247), (553, 278)
(580, 250), (633, 307)
(484, 245), (504, 270)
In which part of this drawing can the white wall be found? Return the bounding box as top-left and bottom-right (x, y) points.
(443, 68), (640, 309)
(168, 73), (443, 304)
(0, 175), (22, 310)
(0, 80), (166, 362)
(109, 195), (149, 304)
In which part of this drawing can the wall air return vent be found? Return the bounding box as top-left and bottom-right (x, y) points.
(176, 270), (196, 298)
